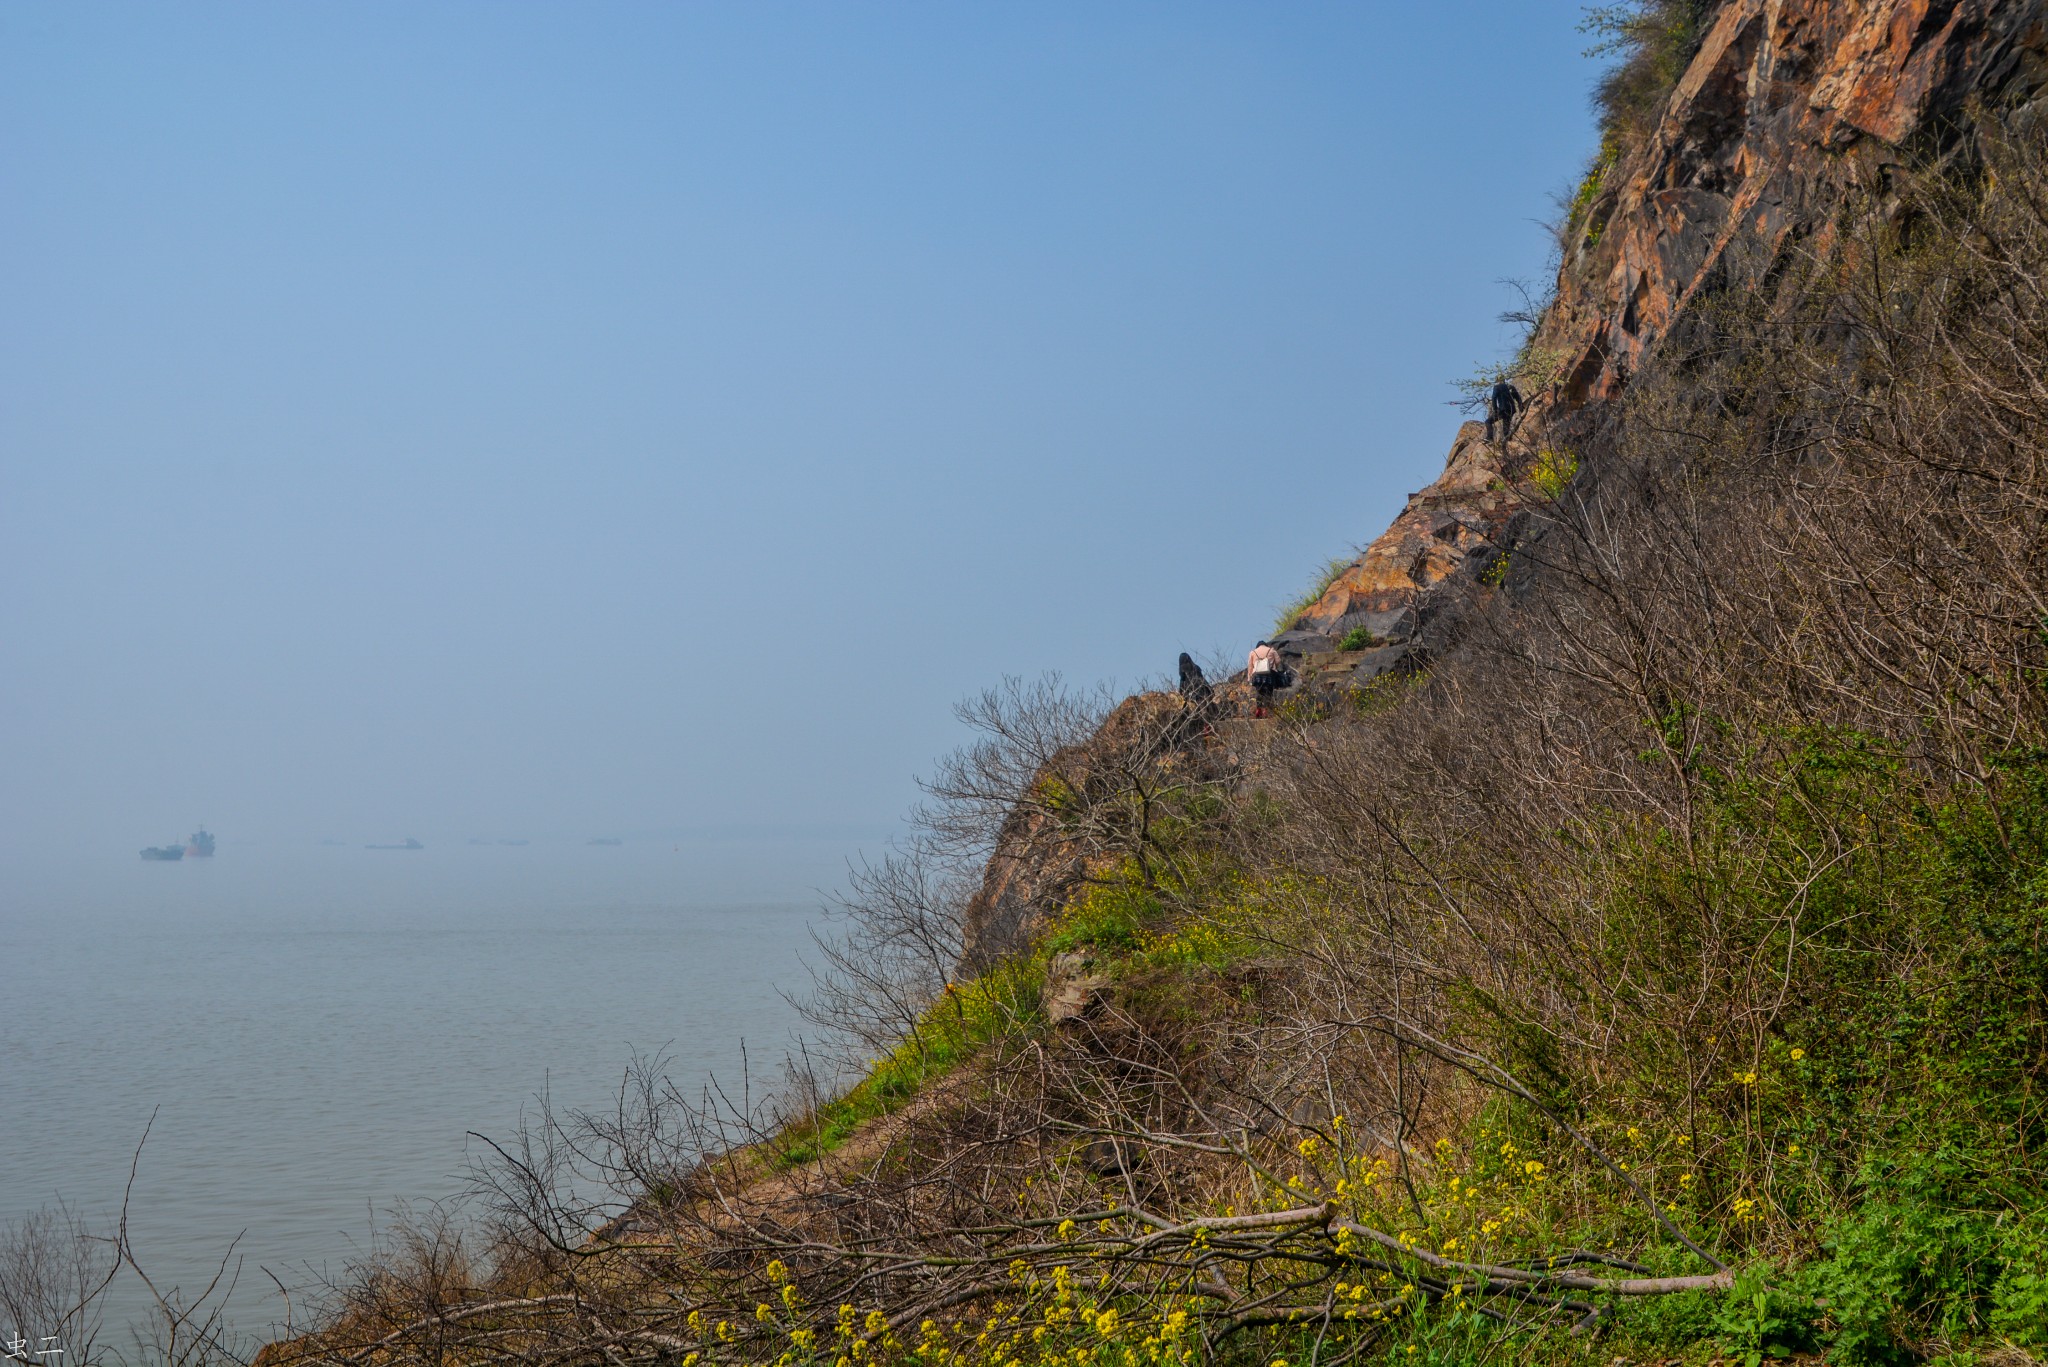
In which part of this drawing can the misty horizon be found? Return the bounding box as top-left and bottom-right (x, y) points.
(2, 3), (1602, 861)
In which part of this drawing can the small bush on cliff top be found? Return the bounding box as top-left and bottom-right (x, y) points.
(1583, 0), (1715, 147)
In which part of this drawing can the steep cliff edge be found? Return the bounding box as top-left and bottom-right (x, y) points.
(951, 0), (2048, 980)
(1280, 0), (2046, 660)
(1551, 0), (2046, 402)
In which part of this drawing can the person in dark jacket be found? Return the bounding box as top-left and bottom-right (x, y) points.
(1485, 379), (1523, 446)
(1177, 652), (1211, 704)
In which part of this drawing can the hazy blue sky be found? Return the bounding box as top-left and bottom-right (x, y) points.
(2, 3), (1603, 855)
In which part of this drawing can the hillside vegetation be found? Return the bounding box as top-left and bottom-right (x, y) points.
(237, 121), (2048, 1367)
(88, 9), (2033, 1367)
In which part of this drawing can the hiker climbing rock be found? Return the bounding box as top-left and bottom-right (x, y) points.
(1485, 378), (1523, 446)
(1247, 641), (1284, 718)
(1177, 652), (1211, 705)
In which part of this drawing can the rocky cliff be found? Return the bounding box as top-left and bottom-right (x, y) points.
(1552, 0), (2046, 403)
(1278, 0), (2046, 671)
(961, 0), (2048, 971)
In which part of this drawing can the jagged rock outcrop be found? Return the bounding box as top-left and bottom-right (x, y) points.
(1550, 0), (2047, 402)
(1276, 421), (1534, 678)
(1294, 424), (1524, 635)
(1041, 948), (1112, 1023)
(1278, 0), (2046, 654)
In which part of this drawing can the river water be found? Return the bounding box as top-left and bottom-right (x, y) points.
(0, 837), (852, 1349)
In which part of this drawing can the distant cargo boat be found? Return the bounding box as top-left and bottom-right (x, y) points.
(140, 844), (185, 861)
(185, 828), (215, 857)
(367, 838), (424, 850)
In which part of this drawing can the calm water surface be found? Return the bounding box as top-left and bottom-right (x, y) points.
(1, 839), (846, 1343)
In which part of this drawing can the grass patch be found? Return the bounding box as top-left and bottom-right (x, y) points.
(1567, 131), (1623, 249)
(778, 960), (1043, 1166)
(1273, 556), (1355, 635)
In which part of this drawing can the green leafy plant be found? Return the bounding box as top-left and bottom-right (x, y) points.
(1046, 873), (1157, 955)
(1569, 131), (1623, 248)
(1337, 625), (1378, 651)
(1991, 1209), (2048, 1345)
(1802, 1184), (2005, 1366)
(1714, 1271), (1814, 1367)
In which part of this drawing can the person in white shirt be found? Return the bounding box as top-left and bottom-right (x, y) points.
(1247, 641), (1284, 717)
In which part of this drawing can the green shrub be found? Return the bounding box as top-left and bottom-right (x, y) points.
(1531, 446), (1579, 499)
(1337, 625), (1377, 651)
(778, 959), (1043, 1166)
(1582, 0), (1714, 148)
(1714, 1270), (1817, 1367)
(1991, 1209), (2048, 1345)
(1801, 1188), (2002, 1366)
(1568, 132), (1623, 248)
(1046, 875), (1158, 955)
(1619, 1283), (1719, 1347)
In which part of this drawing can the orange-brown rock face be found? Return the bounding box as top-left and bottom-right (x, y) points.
(1285, 0), (2045, 648)
(1551, 0), (2046, 402)
(1289, 421), (1525, 638)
